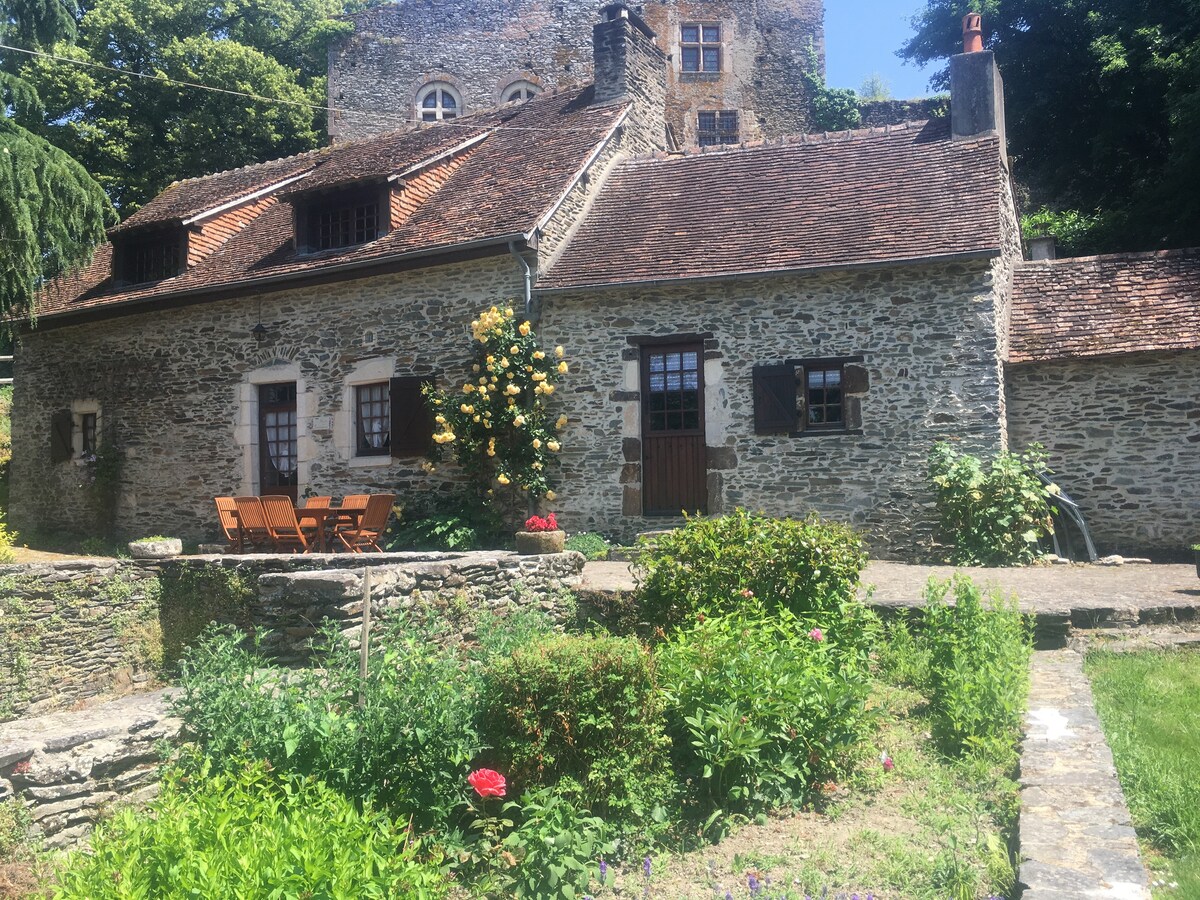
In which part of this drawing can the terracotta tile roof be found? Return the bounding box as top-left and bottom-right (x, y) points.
(1009, 250), (1200, 364)
(113, 152), (322, 233)
(37, 87), (626, 320)
(537, 120), (1005, 290)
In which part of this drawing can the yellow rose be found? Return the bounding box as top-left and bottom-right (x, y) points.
(463, 383), (475, 394)
(532, 438), (542, 449)
(534, 350), (546, 360)
(510, 345), (519, 355)
(541, 384), (556, 395)
(472, 364), (481, 373)
(519, 322), (531, 336)
(479, 377), (488, 385)
(532, 461), (543, 471)
(514, 414), (526, 427)
(504, 307), (514, 318)
(555, 346), (564, 358)
(506, 384), (521, 396)
(487, 446), (495, 457)
(500, 357), (510, 368)
(545, 490), (556, 501)
(556, 415), (568, 430)
(486, 355), (495, 365)
(547, 440), (560, 452)
(497, 473), (511, 485)
(532, 372), (547, 382)
(558, 362), (569, 374)
(460, 403), (474, 414)
(435, 415), (446, 425)
(473, 415), (481, 423)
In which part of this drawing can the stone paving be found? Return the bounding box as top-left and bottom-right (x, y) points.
(1019, 651), (1151, 900)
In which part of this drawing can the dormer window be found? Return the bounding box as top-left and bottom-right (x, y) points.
(298, 184), (387, 253)
(115, 231), (183, 284)
(415, 82), (462, 122)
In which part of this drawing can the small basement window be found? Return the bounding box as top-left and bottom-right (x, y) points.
(300, 185), (386, 253)
(681, 23), (721, 73)
(753, 357), (868, 436)
(698, 110), (739, 147)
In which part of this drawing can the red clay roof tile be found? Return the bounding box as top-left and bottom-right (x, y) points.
(537, 119), (1005, 290)
(1009, 250), (1200, 364)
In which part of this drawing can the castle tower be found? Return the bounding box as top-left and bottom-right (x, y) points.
(326, 0), (825, 145)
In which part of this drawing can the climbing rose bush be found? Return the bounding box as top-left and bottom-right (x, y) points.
(426, 305), (568, 500)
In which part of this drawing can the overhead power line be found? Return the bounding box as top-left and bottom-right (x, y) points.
(0, 41), (615, 134)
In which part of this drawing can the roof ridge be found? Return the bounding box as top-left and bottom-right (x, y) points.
(628, 118), (970, 165)
(163, 147), (326, 191)
(1019, 247), (1200, 267)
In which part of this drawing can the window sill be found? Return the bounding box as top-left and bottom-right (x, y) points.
(679, 72), (723, 82)
(349, 455), (392, 469)
(788, 428), (864, 438)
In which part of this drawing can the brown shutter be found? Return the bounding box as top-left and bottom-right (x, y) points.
(50, 410), (74, 462)
(390, 375), (435, 457)
(843, 364), (870, 394)
(753, 364), (797, 434)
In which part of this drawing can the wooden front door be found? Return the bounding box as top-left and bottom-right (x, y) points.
(258, 382), (298, 501)
(641, 343), (707, 516)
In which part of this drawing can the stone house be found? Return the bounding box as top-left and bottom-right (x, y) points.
(9, 6), (1197, 556)
(328, 0), (825, 146)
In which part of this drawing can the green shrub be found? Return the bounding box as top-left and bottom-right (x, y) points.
(927, 441), (1058, 566)
(386, 493), (504, 551)
(479, 633), (673, 829)
(0, 798), (35, 861)
(0, 510), (15, 564)
(158, 565), (255, 667)
(53, 760), (447, 899)
(174, 623), (482, 829)
(469, 606), (556, 663)
(921, 576), (1032, 761)
(501, 788), (614, 900)
(656, 601), (873, 814)
(564, 532), (610, 560)
(636, 509), (866, 631)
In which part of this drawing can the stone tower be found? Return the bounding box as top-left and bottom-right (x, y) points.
(326, 0), (824, 145)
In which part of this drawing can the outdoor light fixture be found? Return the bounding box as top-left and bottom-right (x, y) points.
(251, 323), (268, 344)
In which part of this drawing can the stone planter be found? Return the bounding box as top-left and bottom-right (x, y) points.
(127, 538), (183, 559)
(515, 530), (566, 555)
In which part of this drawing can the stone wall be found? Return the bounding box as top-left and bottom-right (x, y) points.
(858, 97), (948, 129)
(1006, 350), (1200, 557)
(0, 690), (179, 849)
(537, 257), (1011, 555)
(0, 562), (162, 722)
(327, 0), (824, 145)
(0, 552), (585, 721)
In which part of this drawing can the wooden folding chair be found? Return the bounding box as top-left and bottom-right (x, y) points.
(260, 495), (315, 554)
(339, 494), (370, 510)
(303, 496), (332, 508)
(232, 496), (274, 552)
(335, 494), (395, 553)
(214, 497), (239, 552)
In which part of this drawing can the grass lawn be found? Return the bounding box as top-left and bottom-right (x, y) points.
(1086, 649), (1200, 898)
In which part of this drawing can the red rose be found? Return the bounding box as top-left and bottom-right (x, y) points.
(468, 768), (507, 799)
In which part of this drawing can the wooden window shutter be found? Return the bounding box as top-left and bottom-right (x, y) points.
(753, 364), (797, 434)
(50, 410), (74, 462)
(390, 375), (435, 457)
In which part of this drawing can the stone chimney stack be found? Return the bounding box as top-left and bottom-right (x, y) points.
(593, 3), (668, 152)
(950, 13), (1007, 151)
(1029, 235), (1057, 261)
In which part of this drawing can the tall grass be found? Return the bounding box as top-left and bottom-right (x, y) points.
(1087, 650), (1200, 894)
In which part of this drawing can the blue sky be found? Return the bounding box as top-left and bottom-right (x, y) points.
(824, 0), (940, 99)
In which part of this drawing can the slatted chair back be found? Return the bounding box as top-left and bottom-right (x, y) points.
(340, 494), (370, 510)
(260, 495), (312, 554)
(303, 496), (332, 508)
(232, 496), (272, 551)
(214, 497), (239, 547)
(336, 493), (395, 553)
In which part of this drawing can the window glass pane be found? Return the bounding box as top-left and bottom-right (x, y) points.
(681, 24), (700, 42)
(442, 92), (456, 109)
(422, 93), (438, 108)
(808, 370), (825, 390)
(649, 392), (665, 411)
(649, 354), (665, 373)
(826, 369), (841, 387)
(702, 25), (721, 42)
(665, 354), (681, 372)
(649, 373), (666, 393)
(683, 371), (699, 390)
(698, 111), (716, 131)
(681, 46), (700, 71)
(703, 47), (720, 71)
(683, 410), (700, 430)
(666, 373), (682, 392)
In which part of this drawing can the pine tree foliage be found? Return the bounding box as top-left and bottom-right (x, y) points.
(1, 0), (113, 318)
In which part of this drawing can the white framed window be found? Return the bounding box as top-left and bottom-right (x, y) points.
(415, 82), (462, 121)
(502, 79), (541, 104)
(71, 400), (102, 459)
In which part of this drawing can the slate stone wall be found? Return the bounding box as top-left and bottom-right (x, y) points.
(327, 0), (823, 145)
(0, 552), (584, 722)
(537, 257), (1011, 555)
(858, 97), (948, 128)
(1006, 350), (1200, 557)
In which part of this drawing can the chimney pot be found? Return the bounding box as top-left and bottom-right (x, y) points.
(963, 13), (984, 53)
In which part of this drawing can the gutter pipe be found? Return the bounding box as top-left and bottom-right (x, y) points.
(508, 240), (535, 320)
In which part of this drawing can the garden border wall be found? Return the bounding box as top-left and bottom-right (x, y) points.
(0, 551), (585, 722)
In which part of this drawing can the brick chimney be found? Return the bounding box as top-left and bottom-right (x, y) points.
(950, 13), (1007, 151)
(593, 3), (668, 152)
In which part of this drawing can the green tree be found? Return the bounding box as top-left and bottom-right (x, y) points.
(13, 0), (364, 212)
(901, 0), (1200, 253)
(860, 72), (893, 101)
(0, 0), (113, 317)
